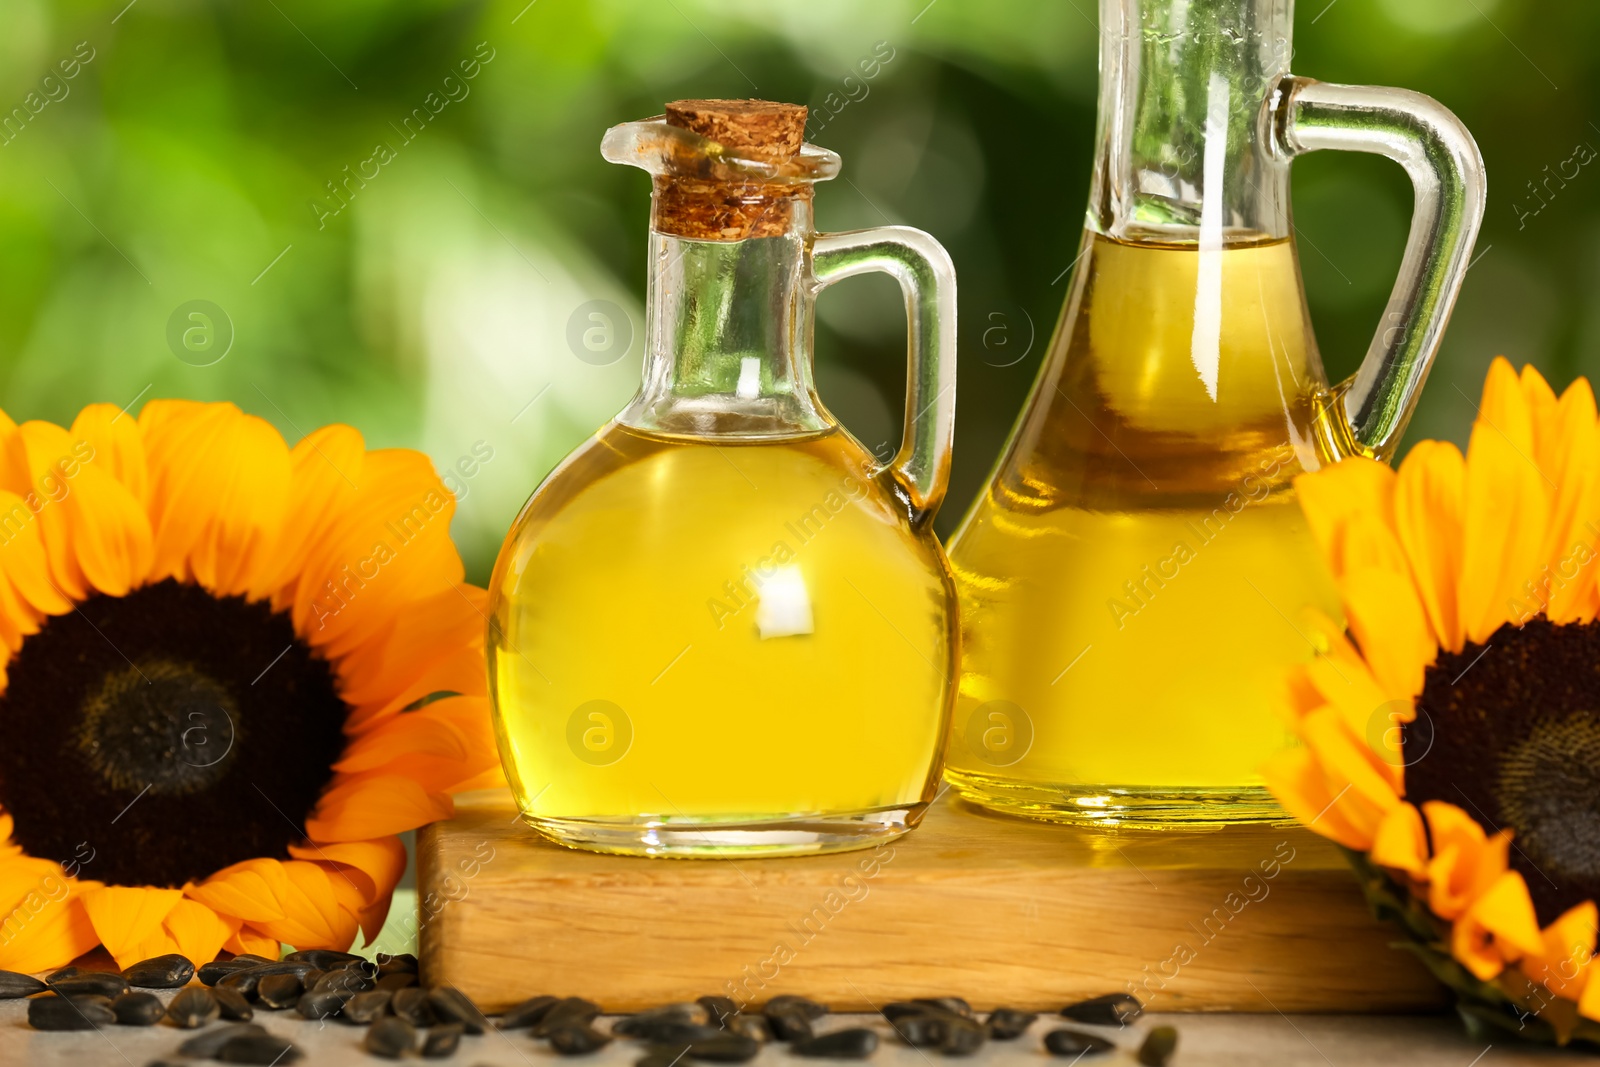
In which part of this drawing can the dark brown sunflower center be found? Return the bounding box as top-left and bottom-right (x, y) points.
(78, 660), (241, 795)
(1406, 617), (1600, 925)
(1496, 715), (1600, 884)
(0, 580), (347, 888)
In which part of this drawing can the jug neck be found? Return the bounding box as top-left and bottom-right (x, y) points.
(1090, 0), (1294, 244)
(617, 201), (831, 440)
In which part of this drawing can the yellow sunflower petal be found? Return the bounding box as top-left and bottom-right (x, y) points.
(159, 897), (237, 966)
(224, 926), (280, 959)
(1422, 802), (1511, 920)
(304, 775), (454, 843)
(1479, 356), (1535, 450)
(19, 420), (153, 598)
(1459, 398), (1550, 643)
(141, 401), (293, 595)
(1261, 746), (1377, 850)
(285, 838), (406, 912)
(336, 586), (485, 710)
(1300, 706), (1404, 814)
(1584, 961), (1600, 1023)
(1541, 377), (1600, 624)
(1337, 566), (1435, 701)
(1451, 870), (1545, 981)
(254, 424), (366, 606)
(187, 862), (289, 925)
(292, 451), (463, 655)
(1370, 801), (1429, 878)
(70, 403), (150, 506)
(1294, 456), (1398, 580)
(79, 885), (184, 969)
(1520, 901), (1597, 1002)
(0, 891), (98, 973)
(0, 489), (72, 619)
(1393, 440), (1467, 653)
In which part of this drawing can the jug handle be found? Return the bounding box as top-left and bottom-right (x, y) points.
(1272, 77), (1487, 460)
(811, 227), (958, 525)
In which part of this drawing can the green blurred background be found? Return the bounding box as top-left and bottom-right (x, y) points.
(0, 0), (1592, 578)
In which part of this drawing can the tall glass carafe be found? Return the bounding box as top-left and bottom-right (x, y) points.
(488, 100), (959, 857)
(945, 0), (1485, 825)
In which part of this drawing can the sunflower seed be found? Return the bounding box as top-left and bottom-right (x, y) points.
(375, 972), (416, 992)
(376, 952), (418, 977)
(765, 995), (827, 1019)
(363, 1017), (417, 1059)
(423, 1021), (465, 1058)
(939, 1016), (988, 1056)
(390, 987), (437, 1027)
(698, 995), (738, 1027)
(986, 1008), (1037, 1040)
(214, 986), (255, 1021)
(341, 989), (394, 1025)
(637, 1002), (711, 1026)
(284, 948), (366, 971)
(314, 968), (376, 995)
(178, 1023), (269, 1057)
(1137, 1025), (1178, 1066)
(219, 961), (317, 996)
(1044, 1029), (1114, 1057)
(296, 989), (350, 1020)
(728, 1015), (772, 1043)
(531, 996), (601, 1036)
(498, 994), (559, 1030)
(199, 958), (260, 986)
(764, 1009), (813, 1042)
(28, 993), (115, 1030)
(0, 970), (47, 998)
(549, 1024), (612, 1055)
(1060, 994), (1142, 1027)
(612, 1017), (723, 1043)
(50, 972), (130, 999)
(258, 972), (304, 1008)
(110, 990), (164, 1026)
(46, 966), (80, 982)
(166, 986), (220, 1028)
(123, 952), (196, 988)
(652, 1033), (760, 1062)
(889, 1013), (946, 1048)
(912, 997), (972, 1018)
(791, 1028), (878, 1058)
(217, 1032), (305, 1064)
(880, 1002), (932, 1023)
(427, 986), (490, 1034)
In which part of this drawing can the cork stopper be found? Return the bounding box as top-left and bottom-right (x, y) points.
(664, 99), (807, 162)
(654, 98), (813, 241)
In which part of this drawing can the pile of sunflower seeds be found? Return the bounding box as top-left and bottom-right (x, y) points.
(3, 951), (1181, 1065)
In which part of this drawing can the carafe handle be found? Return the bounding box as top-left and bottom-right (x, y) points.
(1272, 77), (1487, 460)
(811, 227), (957, 525)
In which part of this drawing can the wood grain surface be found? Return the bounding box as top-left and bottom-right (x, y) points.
(417, 790), (1443, 1014)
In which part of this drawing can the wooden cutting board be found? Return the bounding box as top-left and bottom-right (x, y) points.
(417, 790), (1442, 1013)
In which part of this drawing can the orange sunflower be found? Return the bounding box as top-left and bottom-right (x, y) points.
(0, 399), (499, 972)
(1266, 357), (1600, 1045)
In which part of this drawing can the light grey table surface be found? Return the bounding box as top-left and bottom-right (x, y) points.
(0, 1002), (1591, 1067)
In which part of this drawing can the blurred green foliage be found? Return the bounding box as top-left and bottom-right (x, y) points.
(0, 0), (1596, 579)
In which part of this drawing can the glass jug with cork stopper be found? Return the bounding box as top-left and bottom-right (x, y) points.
(487, 99), (960, 857)
(944, 0), (1486, 825)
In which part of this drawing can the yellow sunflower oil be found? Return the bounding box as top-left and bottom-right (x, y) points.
(943, 232), (1344, 824)
(488, 424), (955, 852)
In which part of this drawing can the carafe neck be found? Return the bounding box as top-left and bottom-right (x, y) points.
(617, 204), (830, 440)
(1090, 0), (1294, 244)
